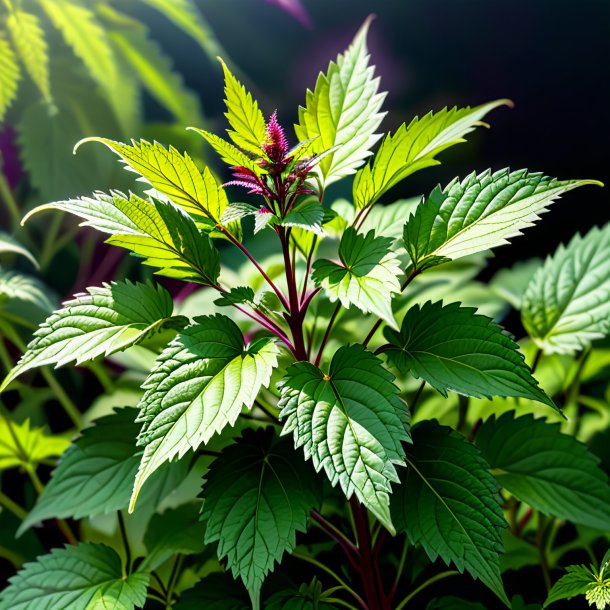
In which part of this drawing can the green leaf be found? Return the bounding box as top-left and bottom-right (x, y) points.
(130, 315), (280, 511)
(383, 301), (555, 409)
(476, 413), (610, 529)
(0, 232), (38, 268)
(174, 573), (249, 610)
(0, 34), (20, 120)
(392, 421), (508, 604)
(278, 344), (410, 532)
(1, 281), (187, 392)
(403, 169), (599, 272)
(312, 227), (402, 329)
(0, 543), (148, 610)
(202, 427), (320, 607)
(108, 21), (201, 125)
(521, 223), (610, 354)
(353, 100), (510, 209)
(0, 268), (56, 327)
(219, 59), (266, 155)
(78, 138), (228, 225)
(0, 418), (68, 472)
(19, 408), (188, 531)
(189, 128), (263, 174)
(141, 504), (205, 571)
(214, 286), (255, 307)
(281, 197), (324, 234)
(489, 259), (542, 310)
(6, 10), (50, 102)
(25, 192), (221, 284)
(265, 579), (337, 610)
(294, 17), (386, 187)
(544, 565), (596, 607)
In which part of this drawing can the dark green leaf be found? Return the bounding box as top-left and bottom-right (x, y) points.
(174, 573), (249, 610)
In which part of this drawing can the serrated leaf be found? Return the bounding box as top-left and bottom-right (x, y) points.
(202, 427), (320, 607)
(383, 301), (555, 409)
(312, 227), (402, 328)
(7, 10), (50, 102)
(282, 197), (324, 234)
(0, 418), (68, 472)
(476, 413), (610, 529)
(254, 209), (278, 234)
(189, 128), (263, 173)
(353, 100), (509, 209)
(25, 191), (221, 284)
(0, 34), (20, 120)
(220, 59), (266, 155)
(278, 344), (410, 532)
(403, 168), (599, 271)
(0, 543), (148, 610)
(265, 580), (336, 610)
(79, 138), (227, 225)
(108, 21), (201, 125)
(392, 420), (508, 604)
(295, 18), (385, 187)
(0, 232), (37, 268)
(221, 202), (258, 224)
(19, 408), (188, 531)
(522, 223), (610, 355)
(174, 573), (249, 610)
(130, 315), (280, 511)
(544, 565), (596, 607)
(214, 286), (255, 307)
(141, 504), (205, 571)
(1, 281), (187, 392)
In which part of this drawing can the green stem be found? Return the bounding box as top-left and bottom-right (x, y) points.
(38, 213), (64, 270)
(0, 170), (21, 231)
(388, 537), (409, 601)
(165, 554), (183, 608)
(536, 511), (551, 592)
(117, 512), (132, 576)
(324, 598), (360, 610)
(40, 367), (82, 428)
(150, 571), (169, 597)
(531, 347), (543, 373)
(0, 490), (27, 520)
(410, 381), (426, 414)
(395, 571), (458, 610)
(87, 362), (115, 394)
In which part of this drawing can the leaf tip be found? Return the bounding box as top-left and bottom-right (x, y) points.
(73, 136), (102, 155)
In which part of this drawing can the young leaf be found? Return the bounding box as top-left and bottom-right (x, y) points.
(403, 169), (599, 272)
(0, 418), (68, 472)
(0, 34), (20, 120)
(281, 197), (324, 234)
(78, 138), (228, 226)
(202, 428), (320, 608)
(295, 17), (386, 187)
(353, 100), (510, 209)
(278, 344), (410, 533)
(383, 301), (555, 409)
(174, 573), (249, 610)
(521, 223), (610, 354)
(544, 565), (596, 607)
(219, 59), (267, 155)
(312, 228), (402, 329)
(0, 232), (38, 268)
(130, 315), (280, 511)
(213, 286), (255, 307)
(1, 281), (187, 392)
(392, 421), (508, 605)
(476, 413), (610, 529)
(19, 408), (188, 532)
(6, 10), (50, 102)
(0, 543), (148, 610)
(24, 192), (221, 284)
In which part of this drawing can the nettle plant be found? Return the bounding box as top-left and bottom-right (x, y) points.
(2, 17), (610, 610)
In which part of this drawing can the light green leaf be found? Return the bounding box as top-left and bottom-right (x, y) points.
(141, 504), (205, 571)
(544, 565), (596, 607)
(383, 301), (555, 409)
(392, 421), (508, 604)
(19, 408), (189, 531)
(0, 280), (186, 392)
(403, 168), (599, 271)
(0, 543), (148, 610)
(281, 197), (324, 234)
(189, 128), (263, 173)
(0, 268), (56, 327)
(522, 223), (610, 354)
(489, 259), (542, 310)
(202, 427), (320, 607)
(0, 34), (20, 120)
(130, 315), (280, 511)
(219, 59), (266, 155)
(278, 344), (410, 532)
(6, 10), (50, 102)
(312, 228), (402, 329)
(295, 17), (386, 187)
(214, 286), (255, 307)
(0, 418), (68, 472)
(353, 100), (510, 209)
(24, 192), (221, 284)
(476, 413), (610, 529)
(78, 138), (227, 225)
(0, 232), (38, 268)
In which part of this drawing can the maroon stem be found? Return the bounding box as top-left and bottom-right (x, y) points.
(311, 509), (360, 570)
